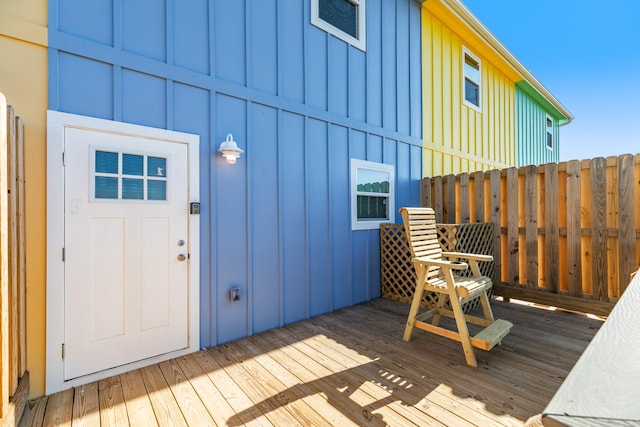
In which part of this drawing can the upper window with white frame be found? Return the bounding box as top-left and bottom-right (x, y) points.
(351, 159), (395, 230)
(546, 115), (554, 150)
(463, 47), (481, 111)
(311, 0), (366, 51)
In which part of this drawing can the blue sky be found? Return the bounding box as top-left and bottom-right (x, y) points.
(462, 0), (640, 161)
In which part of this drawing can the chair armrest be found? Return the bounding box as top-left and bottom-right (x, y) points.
(442, 252), (493, 262)
(413, 256), (468, 270)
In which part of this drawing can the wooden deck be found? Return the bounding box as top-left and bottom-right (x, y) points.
(19, 298), (603, 426)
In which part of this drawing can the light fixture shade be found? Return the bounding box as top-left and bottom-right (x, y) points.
(218, 133), (243, 164)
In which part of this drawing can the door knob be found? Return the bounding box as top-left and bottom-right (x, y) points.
(177, 254), (187, 261)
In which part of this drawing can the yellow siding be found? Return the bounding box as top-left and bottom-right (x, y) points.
(0, 2), (48, 398)
(421, 6), (516, 177)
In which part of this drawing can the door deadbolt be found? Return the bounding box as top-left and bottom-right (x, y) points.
(177, 239), (185, 247)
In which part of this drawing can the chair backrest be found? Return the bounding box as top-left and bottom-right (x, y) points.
(399, 207), (443, 280)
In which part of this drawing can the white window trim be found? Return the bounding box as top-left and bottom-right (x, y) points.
(546, 114), (554, 151)
(311, 0), (366, 51)
(351, 159), (395, 230)
(462, 46), (482, 112)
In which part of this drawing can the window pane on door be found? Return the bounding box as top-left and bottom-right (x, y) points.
(148, 180), (167, 201)
(122, 178), (144, 200)
(148, 157), (167, 177)
(95, 151), (118, 174)
(95, 176), (119, 199)
(123, 154), (144, 176)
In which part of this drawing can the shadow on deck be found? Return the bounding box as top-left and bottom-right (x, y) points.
(20, 298), (603, 426)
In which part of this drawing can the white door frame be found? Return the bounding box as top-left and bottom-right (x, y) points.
(46, 111), (200, 394)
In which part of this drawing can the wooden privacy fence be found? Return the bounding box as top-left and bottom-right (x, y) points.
(421, 154), (640, 316)
(0, 94), (28, 426)
(381, 222), (494, 312)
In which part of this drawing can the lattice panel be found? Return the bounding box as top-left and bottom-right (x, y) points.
(381, 222), (494, 311)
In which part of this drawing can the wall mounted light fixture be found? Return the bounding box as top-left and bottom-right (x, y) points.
(218, 133), (243, 164)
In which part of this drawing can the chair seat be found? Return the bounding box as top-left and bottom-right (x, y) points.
(426, 274), (492, 300)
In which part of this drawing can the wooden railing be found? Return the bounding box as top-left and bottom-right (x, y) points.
(0, 94), (28, 426)
(421, 155), (640, 316)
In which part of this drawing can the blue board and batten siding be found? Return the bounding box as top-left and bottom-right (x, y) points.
(48, 0), (423, 347)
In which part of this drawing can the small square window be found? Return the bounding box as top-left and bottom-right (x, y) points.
(463, 47), (481, 111)
(351, 159), (395, 230)
(312, 0), (366, 51)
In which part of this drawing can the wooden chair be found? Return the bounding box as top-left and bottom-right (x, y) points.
(399, 207), (512, 367)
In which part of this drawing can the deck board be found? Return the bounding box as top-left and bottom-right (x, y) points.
(71, 382), (99, 426)
(140, 364), (188, 426)
(192, 348), (271, 427)
(97, 376), (128, 427)
(174, 354), (238, 426)
(158, 358), (217, 426)
(22, 298), (603, 426)
(119, 369), (158, 427)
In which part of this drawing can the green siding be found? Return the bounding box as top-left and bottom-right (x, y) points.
(516, 85), (560, 166)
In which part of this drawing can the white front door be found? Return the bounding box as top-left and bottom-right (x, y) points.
(63, 128), (190, 380)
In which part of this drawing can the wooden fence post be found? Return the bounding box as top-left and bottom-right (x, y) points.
(433, 176), (443, 222)
(459, 173), (470, 223)
(590, 157), (608, 301)
(544, 162), (559, 294)
(16, 117), (25, 376)
(525, 165), (538, 290)
(618, 154), (636, 294)
(421, 177), (431, 208)
(445, 174), (456, 223)
(566, 160), (582, 297)
(0, 93), (9, 420)
(506, 167), (518, 286)
(0, 94), (28, 425)
(489, 169), (501, 287)
(473, 171), (485, 223)
(6, 105), (18, 396)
